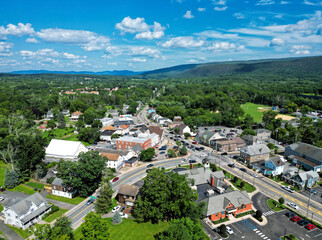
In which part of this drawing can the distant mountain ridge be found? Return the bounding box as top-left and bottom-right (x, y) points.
(11, 70), (141, 76)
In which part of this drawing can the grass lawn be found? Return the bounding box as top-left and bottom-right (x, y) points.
(46, 195), (85, 205)
(8, 226), (31, 239)
(43, 208), (68, 223)
(241, 102), (271, 123)
(0, 204), (3, 212)
(8, 185), (35, 195)
(0, 161), (11, 187)
(25, 182), (45, 189)
(267, 199), (284, 212)
(225, 172), (256, 193)
(74, 218), (169, 240)
(62, 134), (90, 146)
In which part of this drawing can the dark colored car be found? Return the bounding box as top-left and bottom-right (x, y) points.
(286, 212), (296, 218)
(199, 147), (205, 150)
(160, 151), (165, 154)
(240, 168), (247, 172)
(147, 164), (154, 168)
(189, 160), (197, 164)
(146, 169), (152, 173)
(298, 219), (310, 226)
(86, 198), (95, 205)
(228, 163), (235, 168)
(112, 177), (119, 182)
(221, 152), (228, 155)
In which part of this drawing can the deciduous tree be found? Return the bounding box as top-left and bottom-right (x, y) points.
(80, 212), (109, 240)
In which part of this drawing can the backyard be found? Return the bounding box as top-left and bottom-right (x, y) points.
(46, 194), (86, 205)
(74, 218), (169, 240)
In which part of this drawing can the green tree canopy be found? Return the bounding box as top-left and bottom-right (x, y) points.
(140, 148), (155, 162)
(80, 212), (109, 240)
(95, 183), (114, 214)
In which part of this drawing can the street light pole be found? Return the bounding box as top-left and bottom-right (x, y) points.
(306, 191), (313, 218)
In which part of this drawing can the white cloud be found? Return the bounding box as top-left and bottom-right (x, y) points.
(303, 0), (322, 6)
(127, 58), (147, 63)
(62, 52), (80, 59)
(213, 0), (226, 5)
(116, 17), (165, 40)
(81, 36), (110, 51)
(26, 38), (39, 43)
(104, 46), (122, 56)
(290, 45), (311, 55)
(107, 62), (118, 66)
(294, 50), (311, 54)
(256, 0), (275, 5)
(0, 59), (18, 66)
(198, 8), (206, 12)
(214, 6), (228, 11)
(115, 17), (149, 34)
(183, 11), (194, 19)
(234, 13), (245, 19)
(291, 45), (312, 50)
(20, 49), (60, 58)
(280, 1), (289, 4)
(197, 30), (240, 39)
(128, 47), (161, 58)
(0, 42), (13, 56)
(270, 38), (285, 46)
(73, 59), (86, 63)
(39, 58), (59, 64)
(205, 42), (245, 51)
(36, 28), (97, 43)
(161, 36), (205, 48)
(0, 23), (34, 38)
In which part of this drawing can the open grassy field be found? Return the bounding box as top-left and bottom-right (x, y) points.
(46, 194), (86, 205)
(241, 102), (271, 123)
(43, 208), (68, 223)
(0, 161), (10, 187)
(62, 134), (90, 146)
(74, 218), (169, 240)
(25, 182), (45, 189)
(8, 185), (35, 195)
(8, 225), (31, 239)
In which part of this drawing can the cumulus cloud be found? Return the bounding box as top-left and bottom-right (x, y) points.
(62, 52), (80, 59)
(198, 8), (206, 12)
(183, 11), (194, 19)
(81, 36), (110, 51)
(256, 0), (275, 5)
(20, 49), (60, 58)
(213, 0), (226, 5)
(214, 6), (228, 11)
(303, 0), (322, 6)
(0, 42), (13, 56)
(128, 46), (161, 58)
(116, 17), (165, 40)
(0, 23), (34, 39)
(270, 38), (285, 46)
(127, 58), (147, 63)
(104, 46), (122, 56)
(280, 1), (289, 4)
(234, 13), (245, 19)
(205, 42), (245, 51)
(26, 38), (39, 43)
(161, 36), (205, 48)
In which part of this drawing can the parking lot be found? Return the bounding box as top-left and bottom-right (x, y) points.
(226, 211), (322, 240)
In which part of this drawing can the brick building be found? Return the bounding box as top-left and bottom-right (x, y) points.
(116, 136), (151, 150)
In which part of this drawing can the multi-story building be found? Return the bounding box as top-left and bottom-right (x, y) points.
(116, 136), (151, 150)
(240, 144), (270, 164)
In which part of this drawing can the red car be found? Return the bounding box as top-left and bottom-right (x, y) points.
(112, 177), (119, 182)
(305, 224), (316, 230)
(291, 216), (302, 222)
(192, 141), (197, 144)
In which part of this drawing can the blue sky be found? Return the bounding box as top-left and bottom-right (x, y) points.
(0, 0), (321, 72)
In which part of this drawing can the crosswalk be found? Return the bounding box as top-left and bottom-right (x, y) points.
(262, 210), (275, 216)
(253, 228), (271, 239)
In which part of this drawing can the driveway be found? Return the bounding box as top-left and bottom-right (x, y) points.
(0, 220), (24, 240)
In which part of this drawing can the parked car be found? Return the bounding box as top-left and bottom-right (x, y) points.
(305, 224), (316, 230)
(291, 216), (302, 222)
(287, 202), (299, 210)
(0, 196), (4, 201)
(120, 212), (128, 218)
(147, 164), (154, 168)
(240, 168), (247, 173)
(112, 177), (119, 182)
(189, 159), (197, 164)
(192, 141), (197, 144)
(154, 154), (158, 157)
(221, 152), (228, 155)
(251, 173), (258, 178)
(146, 169), (152, 173)
(228, 163), (235, 168)
(86, 198), (95, 205)
(112, 205), (121, 213)
(160, 151), (165, 154)
(310, 189), (317, 195)
(52, 169), (58, 174)
(200, 153), (207, 158)
(286, 212), (296, 218)
(226, 226), (234, 234)
(298, 219), (310, 226)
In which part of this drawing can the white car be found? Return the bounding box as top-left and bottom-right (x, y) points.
(226, 226), (234, 234)
(251, 173), (258, 178)
(112, 205), (121, 213)
(287, 202), (299, 210)
(120, 213), (128, 218)
(0, 196), (4, 201)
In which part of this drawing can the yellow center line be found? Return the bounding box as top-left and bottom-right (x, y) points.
(70, 204), (93, 220)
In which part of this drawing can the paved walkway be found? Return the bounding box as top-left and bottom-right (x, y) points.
(0, 220), (24, 240)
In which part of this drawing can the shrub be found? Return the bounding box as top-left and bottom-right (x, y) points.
(255, 210), (262, 219)
(233, 176), (239, 183)
(112, 212), (122, 225)
(240, 181), (245, 188)
(5, 169), (20, 189)
(46, 177), (55, 184)
(219, 224), (226, 234)
(279, 197), (285, 205)
(46, 162), (59, 169)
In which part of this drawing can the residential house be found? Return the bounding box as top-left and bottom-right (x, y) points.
(101, 125), (116, 131)
(147, 108), (156, 115)
(115, 124), (130, 135)
(45, 139), (88, 160)
(100, 130), (116, 141)
(100, 152), (125, 171)
(255, 129), (272, 140)
(240, 144), (270, 164)
(242, 135), (259, 146)
(157, 117), (172, 126)
(138, 133), (160, 147)
(234, 137), (246, 150)
(61, 109), (70, 116)
(125, 157), (138, 167)
(46, 110), (54, 120)
(116, 136), (151, 150)
(131, 144), (144, 155)
(151, 113), (161, 122)
(97, 148), (135, 161)
(203, 190), (253, 221)
(70, 111), (82, 121)
(175, 123), (191, 135)
(99, 117), (113, 127)
(2, 192), (51, 229)
(173, 116), (182, 122)
(148, 126), (165, 142)
(113, 119), (134, 128)
(51, 177), (76, 199)
(284, 170), (319, 189)
(263, 156), (285, 176)
(285, 142), (322, 172)
(117, 184), (140, 206)
(197, 131), (225, 146)
(215, 138), (245, 152)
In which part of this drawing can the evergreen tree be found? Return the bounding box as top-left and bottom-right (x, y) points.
(95, 183), (114, 214)
(112, 211), (122, 225)
(57, 112), (66, 129)
(4, 168), (20, 189)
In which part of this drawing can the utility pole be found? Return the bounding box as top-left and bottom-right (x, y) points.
(253, 176), (255, 186)
(306, 191), (313, 218)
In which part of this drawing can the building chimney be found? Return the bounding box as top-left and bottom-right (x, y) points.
(211, 175), (215, 187)
(190, 163), (193, 169)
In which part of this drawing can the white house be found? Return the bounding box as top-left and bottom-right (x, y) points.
(70, 111), (82, 121)
(51, 177), (76, 199)
(45, 139), (88, 160)
(100, 152), (124, 171)
(3, 192), (51, 229)
(115, 124), (130, 135)
(158, 117), (172, 126)
(100, 130), (116, 141)
(99, 117), (113, 127)
(138, 133), (160, 147)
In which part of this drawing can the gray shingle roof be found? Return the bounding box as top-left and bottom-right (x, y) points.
(240, 144), (270, 156)
(270, 156), (285, 166)
(199, 131), (215, 141)
(9, 192), (47, 217)
(203, 190), (252, 216)
(21, 203), (51, 224)
(288, 142), (322, 162)
(117, 184), (139, 197)
(131, 144), (143, 153)
(177, 167), (225, 186)
(51, 177), (63, 186)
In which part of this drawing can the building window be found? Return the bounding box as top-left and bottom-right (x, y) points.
(221, 211), (225, 215)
